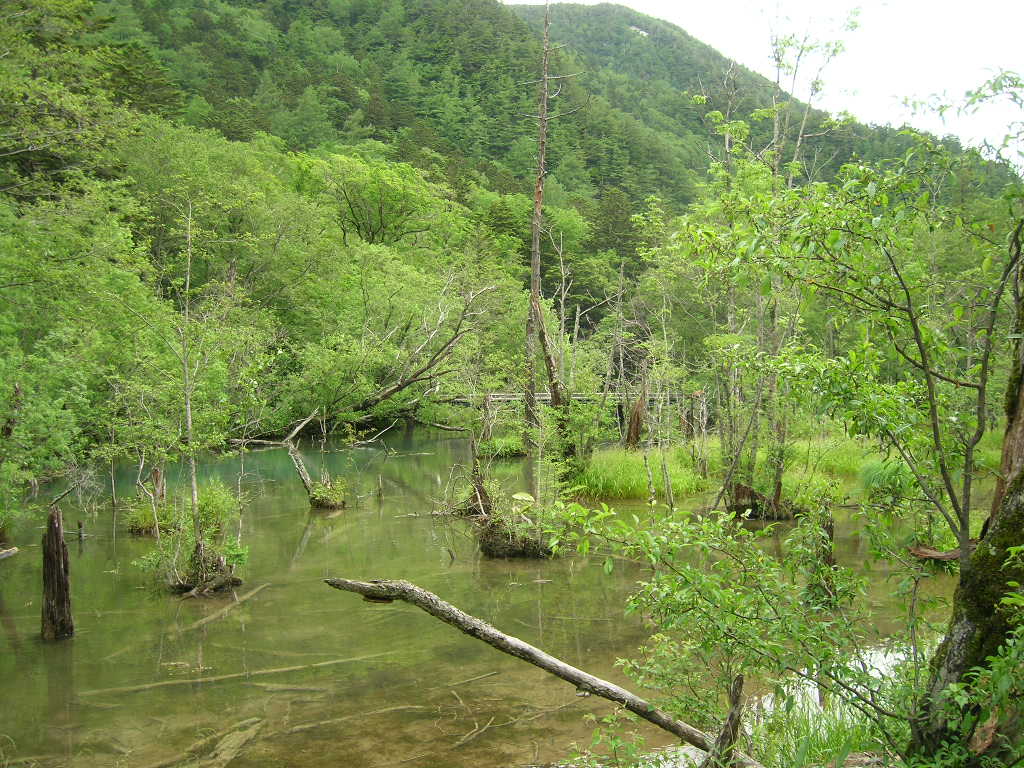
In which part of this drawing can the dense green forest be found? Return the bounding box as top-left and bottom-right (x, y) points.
(2, 0), (1023, 764)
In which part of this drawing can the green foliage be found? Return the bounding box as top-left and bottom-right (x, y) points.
(570, 708), (652, 768)
(550, 502), (902, 750)
(860, 458), (915, 503)
(751, 699), (889, 768)
(0, 0), (127, 195)
(477, 434), (527, 459)
(309, 478), (347, 508)
(912, 624), (1024, 767)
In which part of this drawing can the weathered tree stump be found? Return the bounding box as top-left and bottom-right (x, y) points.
(725, 482), (796, 520)
(41, 505), (73, 641)
(477, 518), (551, 559)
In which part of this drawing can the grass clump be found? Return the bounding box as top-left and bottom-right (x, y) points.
(859, 458), (914, 503)
(123, 496), (173, 535)
(574, 448), (706, 500)
(751, 699), (889, 768)
(475, 488), (554, 559)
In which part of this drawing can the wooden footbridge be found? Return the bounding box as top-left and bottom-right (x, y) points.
(450, 391), (695, 405)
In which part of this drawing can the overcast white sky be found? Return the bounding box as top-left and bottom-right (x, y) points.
(503, 0), (1023, 155)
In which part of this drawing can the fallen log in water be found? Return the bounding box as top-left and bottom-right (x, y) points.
(1, 755), (62, 767)
(80, 652), (393, 697)
(0, 547), (18, 561)
(323, 577), (766, 768)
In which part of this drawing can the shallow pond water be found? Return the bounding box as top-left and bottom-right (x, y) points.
(0, 433), (953, 767)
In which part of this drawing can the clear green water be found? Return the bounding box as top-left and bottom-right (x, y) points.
(0, 433), (953, 767)
(0, 435), (666, 767)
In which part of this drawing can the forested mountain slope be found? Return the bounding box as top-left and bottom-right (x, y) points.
(90, 0), (697, 206)
(511, 3), (1013, 190)
(89, 0), (1016, 216)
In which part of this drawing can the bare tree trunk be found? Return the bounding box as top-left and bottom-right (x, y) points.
(768, 405), (789, 515)
(660, 450), (676, 510)
(643, 452), (657, 506)
(323, 577), (766, 768)
(523, 2), (554, 502)
(695, 390), (710, 478)
(286, 442), (314, 496)
(468, 437), (492, 515)
(109, 428), (117, 512)
(41, 506), (73, 641)
(153, 465), (166, 502)
(181, 202), (206, 582)
(699, 674), (745, 768)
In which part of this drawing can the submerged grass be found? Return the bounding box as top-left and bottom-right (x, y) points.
(750, 699), (890, 768)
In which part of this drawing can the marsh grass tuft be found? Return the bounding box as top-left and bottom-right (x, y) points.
(574, 449), (706, 500)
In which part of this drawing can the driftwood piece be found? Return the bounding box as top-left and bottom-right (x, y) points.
(41, 506), (73, 641)
(247, 682), (327, 693)
(197, 718), (263, 767)
(446, 671), (499, 687)
(80, 652), (393, 697)
(699, 674), (744, 768)
(178, 583), (270, 634)
(323, 578), (766, 768)
(908, 542), (976, 561)
(140, 718), (263, 768)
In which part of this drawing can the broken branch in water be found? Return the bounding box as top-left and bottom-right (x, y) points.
(80, 652), (392, 697)
(177, 583), (270, 634)
(446, 670), (499, 687)
(699, 674), (744, 768)
(323, 577), (766, 768)
(285, 705), (428, 735)
(455, 701), (575, 748)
